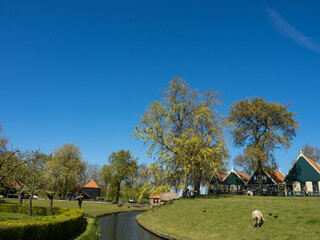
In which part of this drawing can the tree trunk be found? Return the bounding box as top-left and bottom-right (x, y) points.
(18, 193), (23, 204)
(130, 184), (133, 201)
(29, 188), (34, 216)
(115, 182), (121, 203)
(194, 181), (201, 197)
(258, 160), (262, 196)
(63, 178), (68, 199)
(49, 197), (53, 208)
(182, 172), (189, 198)
(106, 184), (110, 201)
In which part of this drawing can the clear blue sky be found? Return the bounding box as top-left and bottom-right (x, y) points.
(1, 0), (320, 175)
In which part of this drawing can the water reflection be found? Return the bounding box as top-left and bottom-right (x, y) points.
(99, 211), (162, 240)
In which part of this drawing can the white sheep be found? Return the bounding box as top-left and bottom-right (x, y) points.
(252, 210), (264, 227)
(247, 190), (253, 196)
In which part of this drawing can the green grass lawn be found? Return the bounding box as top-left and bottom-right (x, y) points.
(4, 198), (147, 217)
(0, 212), (34, 221)
(137, 195), (320, 240)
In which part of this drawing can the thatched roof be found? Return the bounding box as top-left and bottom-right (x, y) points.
(160, 192), (180, 201)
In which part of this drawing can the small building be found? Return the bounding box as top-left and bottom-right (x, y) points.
(82, 180), (100, 200)
(149, 192), (180, 205)
(223, 168), (249, 194)
(209, 170), (227, 194)
(247, 168), (285, 196)
(284, 150), (320, 196)
(160, 192), (180, 201)
(149, 194), (161, 205)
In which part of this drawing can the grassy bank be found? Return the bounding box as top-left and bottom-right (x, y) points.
(137, 195), (320, 240)
(4, 198), (148, 217)
(3, 198), (148, 240)
(75, 217), (100, 240)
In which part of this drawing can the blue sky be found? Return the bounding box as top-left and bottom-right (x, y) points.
(1, 0), (320, 175)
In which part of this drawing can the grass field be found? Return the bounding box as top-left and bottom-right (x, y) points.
(4, 198), (148, 217)
(0, 212), (34, 221)
(137, 195), (320, 240)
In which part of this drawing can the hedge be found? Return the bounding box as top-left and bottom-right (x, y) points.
(0, 203), (61, 216)
(0, 204), (84, 240)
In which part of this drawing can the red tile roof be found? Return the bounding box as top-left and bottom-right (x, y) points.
(217, 173), (227, 181)
(305, 156), (320, 173)
(269, 170), (284, 184)
(235, 171), (249, 182)
(83, 180), (100, 189)
(149, 194), (160, 199)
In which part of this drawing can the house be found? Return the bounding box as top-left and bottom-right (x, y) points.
(67, 188), (90, 201)
(149, 194), (161, 205)
(209, 170), (227, 194)
(284, 150), (320, 196)
(222, 168), (249, 194)
(247, 167), (285, 196)
(149, 192), (180, 205)
(82, 180), (100, 200)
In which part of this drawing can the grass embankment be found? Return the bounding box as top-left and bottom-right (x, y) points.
(4, 198), (148, 240)
(5, 198), (148, 217)
(137, 195), (320, 240)
(75, 218), (100, 240)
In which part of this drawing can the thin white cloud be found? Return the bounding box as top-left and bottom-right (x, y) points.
(266, 7), (320, 53)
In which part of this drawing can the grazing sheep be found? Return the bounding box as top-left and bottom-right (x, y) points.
(252, 210), (264, 227)
(247, 191), (253, 196)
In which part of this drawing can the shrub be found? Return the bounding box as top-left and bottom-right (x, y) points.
(0, 204), (83, 240)
(0, 203), (61, 216)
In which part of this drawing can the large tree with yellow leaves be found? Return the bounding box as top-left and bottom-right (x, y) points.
(133, 78), (228, 197)
(228, 97), (299, 195)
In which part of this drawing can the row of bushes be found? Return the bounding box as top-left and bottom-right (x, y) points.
(0, 204), (84, 240)
(0, 203), (61, 215)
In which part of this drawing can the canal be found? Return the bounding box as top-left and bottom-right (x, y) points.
(99, 211), (163, 240)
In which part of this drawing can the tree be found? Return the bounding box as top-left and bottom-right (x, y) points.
(82, 163), (101, 186)
(137, 162), (171, 202)
(233, 149), (257, 176)
(108, 150), (137, 203)
(100, 164), (114, 201)
(19, 151), (47, 216)
(228, 97), (299, 195)
(302, 144), (320, 163)
(133, 77), (229, 197)
(0, 125), (23, 187)
(126, 159), (138, 202)
(46, 143), (85, 199)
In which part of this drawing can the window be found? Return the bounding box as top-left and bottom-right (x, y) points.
(313, 182), (319, 193)
(235, 185), (239, 192)
(254, 176), (257, 181)
(153, 198), (158, 204)
(262, 175), (267, 181)
(300, 182), (306, 191)
(227, 185), (231, 192)
(214, 184), (218, 192)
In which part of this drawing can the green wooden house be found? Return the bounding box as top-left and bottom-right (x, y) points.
(247, 168), (285, 196)
(222, 168), (249, 194)
(209, 170), (227, 194)
(284, 150), (320, 196)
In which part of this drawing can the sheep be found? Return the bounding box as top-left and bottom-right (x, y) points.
(252, 210), (264, 227)
(247, 190), (253, 196)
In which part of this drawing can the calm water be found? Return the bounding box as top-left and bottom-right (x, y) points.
(99, 211), (163, 240)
